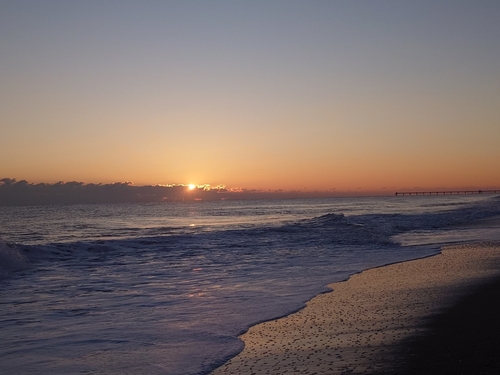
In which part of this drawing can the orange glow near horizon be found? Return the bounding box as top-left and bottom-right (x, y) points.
(3, 151), (500, 195)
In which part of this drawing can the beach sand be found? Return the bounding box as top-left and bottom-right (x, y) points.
(211, 242), (500, 374)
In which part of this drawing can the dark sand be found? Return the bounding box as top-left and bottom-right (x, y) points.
(211, 243), (500, 375)
(392, 275), (500, 374)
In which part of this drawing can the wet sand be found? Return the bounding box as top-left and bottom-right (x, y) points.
(211, 242), (500, 375)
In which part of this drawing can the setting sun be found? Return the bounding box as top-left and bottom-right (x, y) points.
(188, 184), (196, 190)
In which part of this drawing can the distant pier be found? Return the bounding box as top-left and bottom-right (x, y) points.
(395, 190), (499, 196)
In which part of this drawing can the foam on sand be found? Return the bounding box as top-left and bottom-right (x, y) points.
(211, 242), (500, 374)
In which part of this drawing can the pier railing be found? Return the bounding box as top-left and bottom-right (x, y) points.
(395, 190), (499, 196)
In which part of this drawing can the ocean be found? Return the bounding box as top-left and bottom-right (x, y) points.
(1, 195), (500, 375)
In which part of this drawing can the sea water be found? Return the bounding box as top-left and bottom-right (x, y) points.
(1, 195), (500, 375)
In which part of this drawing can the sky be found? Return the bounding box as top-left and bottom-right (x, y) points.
(1, 0), (499, 194)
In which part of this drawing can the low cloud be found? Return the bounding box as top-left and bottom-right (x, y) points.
(0, 178), (227, 205)
(0, 178), (387, 206)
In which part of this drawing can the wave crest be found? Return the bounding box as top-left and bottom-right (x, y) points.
(0, 240), (30, 279)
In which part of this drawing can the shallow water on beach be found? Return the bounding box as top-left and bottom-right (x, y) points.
(1, 195), (500, 374)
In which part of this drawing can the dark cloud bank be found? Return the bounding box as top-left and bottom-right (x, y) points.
(0, 178), (359, 206)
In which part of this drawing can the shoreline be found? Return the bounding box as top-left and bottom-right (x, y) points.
(211, 242), (500, 374)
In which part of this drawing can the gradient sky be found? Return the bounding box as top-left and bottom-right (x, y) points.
(1, 1), (499, 193)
